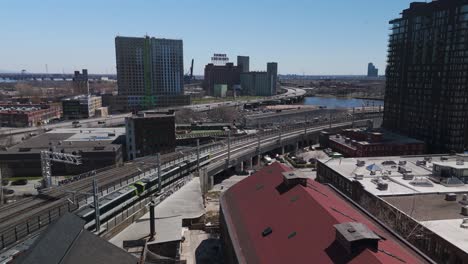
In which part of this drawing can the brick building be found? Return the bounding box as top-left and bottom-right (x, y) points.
(220, 163), (432, 264)
(0, 103), (62, 127)
(322, 128), (425, 157)
(125, 111), (176, 160)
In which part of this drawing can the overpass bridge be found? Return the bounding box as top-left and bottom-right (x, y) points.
(0, 73), (116, 82)
(0, 114), (380, 257)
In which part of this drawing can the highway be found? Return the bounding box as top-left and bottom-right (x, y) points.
(149, 87), (307, 112)
(0, 113), (380, 254)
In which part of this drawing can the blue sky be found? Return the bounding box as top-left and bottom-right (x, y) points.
(0, 0), (414, 75)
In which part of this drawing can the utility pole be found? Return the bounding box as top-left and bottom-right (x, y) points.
(149, 196), (156, 241)
(196, 139), (200, 176)
(304, 113), (307, 135)
(157, 153), (161, 191)
(92, 173), (100, 233)
(227, 130), (231, 166)
(0, 167), (3, 206)
(257, 133), (261, 155)
(329, 112), (332, 129)
(352, 107), (355, 128)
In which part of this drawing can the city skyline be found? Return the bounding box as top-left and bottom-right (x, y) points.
(0, 0), (414, 75)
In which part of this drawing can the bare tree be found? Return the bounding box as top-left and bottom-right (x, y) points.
(207, 107), (240, 123)
(175, 108), (199, 124)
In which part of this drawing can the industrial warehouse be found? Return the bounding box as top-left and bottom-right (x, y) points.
(317, 154), (468, 263)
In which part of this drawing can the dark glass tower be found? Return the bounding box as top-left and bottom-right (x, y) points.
(384, 1), (468, 153)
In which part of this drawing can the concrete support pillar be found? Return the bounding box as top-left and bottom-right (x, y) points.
(257, 155), (261, 166)
(199, 168), (211, 194)
(281, 146), (285, 155)
(295, 142), (299, 152)
(235, 162), (244, 173)
(246, 158), (253, 170)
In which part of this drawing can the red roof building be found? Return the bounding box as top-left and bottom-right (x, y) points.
(220, 163), (433, 264)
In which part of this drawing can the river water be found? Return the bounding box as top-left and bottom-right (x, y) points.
(303, 96), (384, 109)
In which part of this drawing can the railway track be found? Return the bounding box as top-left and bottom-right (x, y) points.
(0, 116), (379, 252)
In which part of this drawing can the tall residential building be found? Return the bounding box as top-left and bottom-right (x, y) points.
(237, 56), (250, 73)
(367, 63), (378, 77)
(125, 111), (176, 160)
(115, 36), (188, 110)
(384, 0), (468, 153)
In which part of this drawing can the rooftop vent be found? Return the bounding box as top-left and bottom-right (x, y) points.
(334, 222), (380, 254)
(262, 227), (273, 237)
(398, 160), (407, 166)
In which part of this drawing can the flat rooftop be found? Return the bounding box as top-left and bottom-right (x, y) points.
(319, 155), (468, 196)
(330, 129), (424, 147)
(3, 128), (125, 154)
(320, 154), (468, 254)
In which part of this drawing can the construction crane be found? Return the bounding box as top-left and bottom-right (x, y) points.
(190, 58), (194, 80)
(184, 59), (194, 84)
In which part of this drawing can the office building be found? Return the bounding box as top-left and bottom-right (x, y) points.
(240, 62), (278, 96)
(384, 1), (468, 153)
(367, 63), (378, 77)
(72, 69), (89, 95)
(220, 163), (431, 264)
(237, 55), (249, 73)
(320, 128), (426, 157)
(62, 95), (102, 119)
(125, 111), (176, 160)
(0, 103), (62, 127)
(115, 36), (189, 111)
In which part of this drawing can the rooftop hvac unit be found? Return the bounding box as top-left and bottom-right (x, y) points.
(398, 160), (407, 166)
(356, 160), (365, 167)
(354, 174), (364, 180)
(377, 182), (388, 191)
(462, 207), (468, 217)
(461, 194), (468, 205)
(416, 160), (426, 166)
(461, 219), (468, 229)
(403, 173), (414, 181)
(457, 160), (465, 166)
(446, 193), (457, 202)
